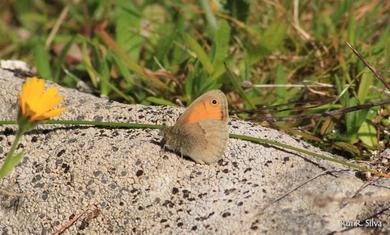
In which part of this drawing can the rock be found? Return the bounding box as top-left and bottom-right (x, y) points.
(0, 61), (389, 234)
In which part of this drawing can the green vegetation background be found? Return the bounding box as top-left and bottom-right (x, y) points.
(0, 0), (389, 160)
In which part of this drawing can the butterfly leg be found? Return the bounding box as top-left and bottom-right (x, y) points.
(158, 135), (168, 159)
(159, 145), (165, 157)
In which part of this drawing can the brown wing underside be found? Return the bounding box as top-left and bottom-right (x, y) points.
(179, 120), (229, 164)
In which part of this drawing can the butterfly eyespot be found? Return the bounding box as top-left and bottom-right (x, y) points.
(211, 99), (218, 105)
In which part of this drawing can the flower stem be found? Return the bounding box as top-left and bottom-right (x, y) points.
(0, 120), (15, 125)
(46, 120), (164, 129)
(1, 119), (389, 178)
(0, 120), (163, 129)
(0, 129), (24, 179)
(229, 133), (390, 178)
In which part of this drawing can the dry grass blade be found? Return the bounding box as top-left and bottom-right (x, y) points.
(346, 41), (390, 91)
(95, 23), (171, 91)
(250, 98), (390, 122)
(52, 204), (100, 235)
(256, 170), (336, 216)
(45, 5), (70, 49)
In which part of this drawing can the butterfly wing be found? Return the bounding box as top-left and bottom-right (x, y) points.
(179, 120), (229, 164)
(175, 90), (228, 126)
(162, 89), (229, 164)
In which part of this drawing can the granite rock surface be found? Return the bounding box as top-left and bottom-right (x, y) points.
(0, 61), (389, 234)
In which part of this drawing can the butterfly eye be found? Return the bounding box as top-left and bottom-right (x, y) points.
(212, 99), (218, 105)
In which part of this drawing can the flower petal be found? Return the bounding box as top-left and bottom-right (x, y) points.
(31, 108), (66, 121)
(39, 87), (63, 112)
(18, 77), (65, 122)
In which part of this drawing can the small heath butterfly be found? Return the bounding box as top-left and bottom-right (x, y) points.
(161, 90), (229, 164)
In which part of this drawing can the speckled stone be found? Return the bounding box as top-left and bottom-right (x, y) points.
(0, 61), (389, 234)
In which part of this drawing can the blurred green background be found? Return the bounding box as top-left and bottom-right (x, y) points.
(0, 0), (389, 159)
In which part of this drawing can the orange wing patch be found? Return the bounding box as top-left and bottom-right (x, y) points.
(180, 100), (223, 124)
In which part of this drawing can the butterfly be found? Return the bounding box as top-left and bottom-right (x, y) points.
(161, 90), (229, 164)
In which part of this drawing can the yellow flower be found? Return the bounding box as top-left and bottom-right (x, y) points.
(19, 77), (66, 122)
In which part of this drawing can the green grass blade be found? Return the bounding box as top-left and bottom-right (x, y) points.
(358, 121), (378, 148)
(97, 53), (110, 97)
(107, 82), (134, 103)
(33, 37), (53, 81)
(257, 20), (287, 57)
(0, 119), (389, 178)
(112, 54), (134, 89)
(357, 69), (374, 103)
(229, 133), (388, 178)
(211, 20), (230, 79)
(145, 96), (176, 106)
(225, 63), (255, 109)
(115, 5), (142, 61)
(183, 33), (214, 74)
(81, 41), (98, 87)
(53, 37), (75, 82)
(198, 0), (218, 33)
